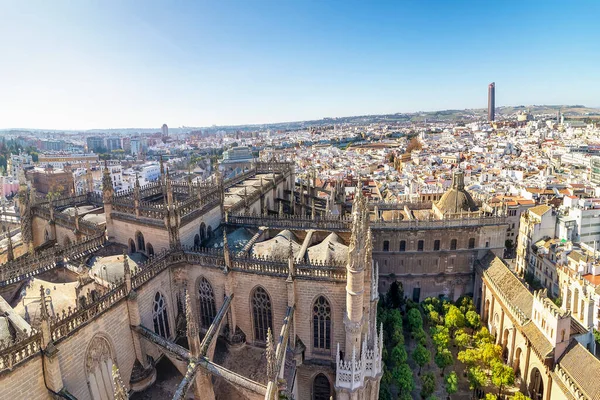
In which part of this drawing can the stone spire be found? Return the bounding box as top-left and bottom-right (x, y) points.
(287, 239), (295, 281)
(102, 161), (114, 203)
(133, 173), (141, 217)
(159, 155), (165, 177)
(223, 230), (231, 273)
(73, 206), (80, 232)
(123, 251), (132, 293)
(344, 187), (369, 353)
(165, 168), (174, 208)
(112, 364), (128, 400)
(185, 290), (198, 339)
(4, 225), (14, 262)
(265, 327), (276, 381)
(86, 161), (94, 193)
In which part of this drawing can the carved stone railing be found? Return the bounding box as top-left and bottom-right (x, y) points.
(228, 214), (352, 231)
(131, 250), (170, 289)
(51, 283), (127, 343)
(335, 324), (383, 391)
(0, 331), (42, 372)
(0, 233), (106, 286)
(31, 207), (103, 236)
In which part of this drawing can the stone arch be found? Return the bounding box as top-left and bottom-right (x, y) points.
(206, 225), (213, 240)
(251, 286), (273, 343)
(63, 235), (72, 247)
(85, 333), (117, 400)
(513, 347), (522, 378)
(265, 196), (271, 211)
(153, 291), (170, 339)
(484, 299), (490, 323)
(146, 243), (154, 256)
(528, 367), (544, 400)
(502, 328), (510, 362)
(312, 295), (332, 352)
(197, 277), (217, 329)
(128, 238), (136, 254)
(312, 373), (332, 400)
(468, 237), (476, 249)
(492, 312), (500, 338)
(199, 223), (206, 242)
(136, 231), (145, 252)
(194, 234), (200, 247)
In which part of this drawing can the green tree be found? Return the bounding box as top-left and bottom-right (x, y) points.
(474, 327), (494, 346)
(455, 330), (471, 349)
(480, 343), (502, 369)
(431, 325), (450, 350)
(434, 348), (453, 375)
(458, 348), (480, 367)
(392, 364), (415, 393)
(445, 371), (458, 396)
(391, 344), (408, 365)
(378, 384), (392, 400)
(411, 343), (430, 375)
(491, 360), (515, 397)
(465, 311), (481, 331)
(485, 394), (498, 400)
(413, 327), (427, 346)
(467, 366), (488, 392)
(386, 281), (404, 308)
(445, 305), (466, 336)
(407, 308), (423, 332)
(421, 372), (436, 399)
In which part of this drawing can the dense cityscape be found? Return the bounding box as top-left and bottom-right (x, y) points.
(2, 1), (600, 400)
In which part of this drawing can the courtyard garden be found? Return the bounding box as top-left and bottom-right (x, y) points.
(377, 282), (531, 400)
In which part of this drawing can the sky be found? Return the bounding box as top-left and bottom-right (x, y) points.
(1, 0), (599, 130)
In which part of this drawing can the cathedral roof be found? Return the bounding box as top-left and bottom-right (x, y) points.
(435, 170), (478, 215)
(251, 230), (300, 259)
(307, 233), (348, 264)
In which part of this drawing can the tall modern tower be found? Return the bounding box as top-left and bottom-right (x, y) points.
(161, 124), (168, 136)
(488, 82), (495, 122)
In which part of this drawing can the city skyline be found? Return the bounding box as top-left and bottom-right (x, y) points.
(1, 0), (600, 130)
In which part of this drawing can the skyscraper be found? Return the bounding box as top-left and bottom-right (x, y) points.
(488, 82), (495, 122)
(161, 123), (168, 136)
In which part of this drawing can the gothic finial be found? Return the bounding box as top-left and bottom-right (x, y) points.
(39, 285), (49, 320)
(265, 327), (276, 381)
(185, 290), (198, 338)
(159, 155), (164, 176)
(112, 364), (128, 400)
(123, 250), (130, 277)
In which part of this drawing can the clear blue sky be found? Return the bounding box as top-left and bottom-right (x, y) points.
(1, 0), (599, 130)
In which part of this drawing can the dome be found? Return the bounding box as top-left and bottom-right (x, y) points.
(435, 170), (478, 215)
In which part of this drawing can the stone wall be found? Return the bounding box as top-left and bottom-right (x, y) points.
(0, 355), (50, 400)
(56, 299), (136, 399)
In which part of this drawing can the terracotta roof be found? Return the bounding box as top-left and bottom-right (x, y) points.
(521, 321), (553, 358)
(558, 341), (600, 399)
(482, 254), (533, 320)
(528, 205), (552, 217)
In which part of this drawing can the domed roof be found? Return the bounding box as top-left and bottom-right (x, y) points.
(435, 170), (478, 215)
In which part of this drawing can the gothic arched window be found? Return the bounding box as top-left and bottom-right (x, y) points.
(198, 277), (217, 329)
(383, 240), (390, 252)
(399, 240), (406, 251)
(136, 231), (145, 252)
(313, 373), (331, 400)
(147, 243), (154, 256)
(200, 223), (206, 241)
(86, 335), (116, 400)
(468, 238), (476, 249)
(313, 296), (331, 351)
(252, 287), (272, 343)
(153, 292), (170, 339)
